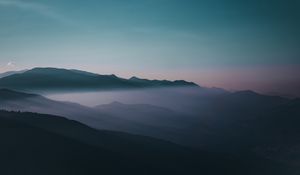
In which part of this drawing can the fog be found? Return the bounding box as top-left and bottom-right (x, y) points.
(2, 86), (300, 169)
(46, 87), (225, 115)
(1, 87), (218, 147)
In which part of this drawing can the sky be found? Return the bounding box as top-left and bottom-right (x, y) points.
(0, 0), (299, 96)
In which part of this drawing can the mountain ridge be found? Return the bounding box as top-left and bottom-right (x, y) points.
(0, 69), (28, 78)
(0, 67), (199, 92)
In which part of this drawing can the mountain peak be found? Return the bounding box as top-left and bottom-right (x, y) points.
(27, 67), (73, 74)
(30, 67), (64, 71)
(129, 76), (140, 80)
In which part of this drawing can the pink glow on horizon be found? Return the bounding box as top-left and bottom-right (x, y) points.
(1, 64), (299, 97)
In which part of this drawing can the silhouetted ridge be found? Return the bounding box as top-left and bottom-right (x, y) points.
(0, 67), (199, 92)
(129, 76), (198, 87)
(223, 90), (288, 104)
(0, 88), (38, 100)
(233, 90), (259, 96)
(0, 110), (194, 175)
(0, 69), (28, 78)
(0, 110), (260, 175)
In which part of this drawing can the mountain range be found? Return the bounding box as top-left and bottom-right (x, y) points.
(1, 88), (300, 172)
(0, 88), (198, 145)
(1, 109), (297, 175)
(0, 68), (198, 92)
(0, 67), (299, 174)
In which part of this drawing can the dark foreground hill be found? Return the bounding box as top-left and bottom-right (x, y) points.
(0, 110), (198, 175)
(0, 110), (295, 175)
(0, 68), (198, 92)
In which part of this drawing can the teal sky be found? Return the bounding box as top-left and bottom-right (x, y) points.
(0, 0), (299, 96)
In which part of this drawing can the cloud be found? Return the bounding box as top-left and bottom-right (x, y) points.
(0, 0), (72, 24)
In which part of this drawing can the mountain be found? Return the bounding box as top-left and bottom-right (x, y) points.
(0, 89), (152, 132)
(192, 91), (300, 167)
(0, 70), (27, 78)
(0, 88), (38, 100)
(245, 98), (300, 166)
(208, 90), (289, 122)
(0, 110), (294, 175)
(0, 89), (202, 145)
(1, 88), (300, 173)
(0, 110), (200, 175)
(129, 76), (197, 87)
(0, 67), (198, 92)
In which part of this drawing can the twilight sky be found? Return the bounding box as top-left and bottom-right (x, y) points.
(0, 0), (299, 96)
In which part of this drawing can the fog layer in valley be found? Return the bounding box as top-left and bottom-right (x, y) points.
(1, 87), (300, 171)
(46, 87), (225, 115)
(45, 87), (300, 168)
